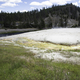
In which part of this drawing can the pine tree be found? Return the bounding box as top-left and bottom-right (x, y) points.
(39, 18), (45, 30)
(60, 16), (63, 27)
(78, 15), (80, 26)
(64, 16), (68, 27)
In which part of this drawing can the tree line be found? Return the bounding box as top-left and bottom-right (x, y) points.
(0, 3), (80, 29)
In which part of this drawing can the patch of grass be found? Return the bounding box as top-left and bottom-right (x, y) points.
(67, 49), (80, 52)
(44, 49), (54, 53)
(0, 29), (38, 34)
(0, 42), (80, 80)
(0, 31), (20, 34)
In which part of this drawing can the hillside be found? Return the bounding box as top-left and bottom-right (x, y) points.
(0, 3), (80, 29)
(44, 14), (78, 28)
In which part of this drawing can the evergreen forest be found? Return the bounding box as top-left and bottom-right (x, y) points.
(0, 3), (80, 29)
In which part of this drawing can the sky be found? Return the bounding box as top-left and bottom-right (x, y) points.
(0, 0), (80, 13)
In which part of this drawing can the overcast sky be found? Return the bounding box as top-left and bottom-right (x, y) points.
(0, 0), (79, 13)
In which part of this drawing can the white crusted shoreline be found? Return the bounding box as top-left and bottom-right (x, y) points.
(1, 28), (80, 45)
